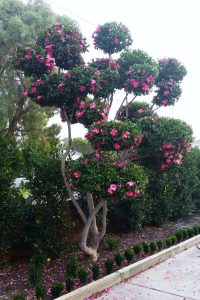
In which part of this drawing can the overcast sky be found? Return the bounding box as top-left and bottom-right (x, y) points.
(44, 0), (200, 140)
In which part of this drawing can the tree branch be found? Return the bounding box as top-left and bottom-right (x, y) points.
(99, 200), (107, 241)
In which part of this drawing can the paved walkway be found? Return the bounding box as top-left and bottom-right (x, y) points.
(97, 245), (200, 300)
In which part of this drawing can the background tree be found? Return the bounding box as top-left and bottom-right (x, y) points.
(11, 21), (192, 261)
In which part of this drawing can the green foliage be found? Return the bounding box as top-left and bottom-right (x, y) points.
(187, 228), (194, 238)
(118, 101), (155, 123)
(35, 283), (46, 300)
(66, 276), (74, 292)
(106, 237), (120, 250)
(78, 267), (88, 284)
(156, 240), (163, 250)
(28, 261), (43, 287)
(149, 242), (157, 252)
(175, 231), (183, 242)
(92, 263), (100, 280)
(124, 249), (135, 262)
(105, 258), (114, 275)
(142, 242), (150, 254)
(133, 244), (142, 256)
(12, 293), (25, 300)
(92, 22), (132, 55)
(51, 282), (64, 299)
(66, 253), (78, 278)
(193, 226), (199, 235)
(182, 229), (188, 240)
(114, 253), (124, 267)
(170, 235), (177, 245)
(166, 237), (172, 247)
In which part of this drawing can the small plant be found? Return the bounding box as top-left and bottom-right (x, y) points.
(78, 267), (88, 284)
(66, 253), (78, 278)
(35, 283), (46, 300)
(156, 240), (163, 250)
(51, 282), (64, 298)
(114, 253), (124, 267)
(175, 230), (183, 242)
(133, 244), (142, 256)
(149, 242), (157, 253)
(106, 236), (120, 250)
(0, 260), (8, 270)
(66, 276), (74, 292)
(170, 235), (177, 245)
(193, 226), (199, 235)
(12, 293), (25, 300)
(105, 258), (114, 275)
(197, 226), (200, 234)
(166, 237), (172, 247)
(92, 263), (100, 280)
(124, 249), (134, 263)
(142, 242), (150, 254)
(28, 262), (43, 287)
(182, 229), (188, 240)
(187, 228), (194, 238)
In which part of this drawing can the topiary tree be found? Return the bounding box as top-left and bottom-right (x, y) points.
(11, 21), (192, 261)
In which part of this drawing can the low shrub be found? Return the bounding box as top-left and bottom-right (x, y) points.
(92, 263), (100, 280)
(51, 282), (64, 298)
(28, 262), (43, 287)
(175, 230), (183, 242)
(182, 229), (188, 240)
(187, 228), (194, 238)
(156, 240), (163, 250)
(166, 237), (172, 247)
(142, 242), (150, 254)
(66, 276), (74, 292)
(66, 253), (78, 278)
(170, 235), (177, 245)
(35, 283), (46, 300)
(105, 259), (114, 275)
(133, 244), (142, 256)
(106, 236), (120, 250)
(12, 293), (25, 300)
(78, 267), (88, 284)
(114, 253), (124, 267)
(149, 242), (157, 253)
(124, 249), (134, 263)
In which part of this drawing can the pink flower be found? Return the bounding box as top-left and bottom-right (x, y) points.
(114, 143), (120, 150)
(129, 79), (139, 88)
(121, 131), (129, 140)
(76, 111), (84, 118)
(91, 79), (96, 84)
(35, 54), (43, 62)
(110, 129), (118, 136)
(92, 128), (99, 134)
(182, 137), (187, 143)
(85, 133), (93, 139)
(100, 113), (108, 120)
(108, 184), (117, 194)
(95, 27), (101, 33)
(137, 109), (144, 114)
(161, 163), (166, 171)
(161, 143), (173, 149)
(90, 102), (96, 109)
(185, 144), (191, 152)
(127, 181), (135, 187)
(142, 84), (149, 91)
(24, 54), (31, 60)
(65, 71), (71, 78)
(37, 96), (43, 101)
(173, 159), (181, 164)
(119, 161), (126, 167)
(79, 86), (86, 92)
(133, 136), (139, 141)
(146, 75), (154, 83)
(16, 60), (21, 66)
(164, 90), (170, 95)
(57, 83), (65, 91)
(79, 101), (86, 108)
(23, 90), (28, 97)
(114, 38), (120, 44)
(100, 129), (106, 135)
(31, 87), (38, 94)
(89, 85), (95, 92)
(93, 70), (101, 76)
(35, 80), (44, 86)
(94, 152), (100, 159)
(83, 159), (89, 164)
(54, 23), (61, 31)
(74, 171), (82, 179)
(126, 191), (136, 197)
(162, 99), (168, 106)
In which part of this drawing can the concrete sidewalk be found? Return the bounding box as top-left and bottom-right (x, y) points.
(96, 245), (200, 300)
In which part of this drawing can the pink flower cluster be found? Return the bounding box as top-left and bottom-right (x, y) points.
(125, 71), (155, 95)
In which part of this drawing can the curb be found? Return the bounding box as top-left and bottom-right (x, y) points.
(56, 235), (200, 300)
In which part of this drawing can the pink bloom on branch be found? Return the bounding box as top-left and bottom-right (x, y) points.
(24, 54), (31, 60)
(119, 161), (126, 167)
(137, 109), (144, 114)
(127, 181), (135, 187)
(92, 128), (100, 134)
(90, 102), (96, 109)
(164, 90), (170, 95)
(114, 143), (121, 150)
(110, 129), (118, 136)
(93, 70), (101, 76)
(146, 75), (154, 83)
(122, 131), (129, 140)
(162, 99), (169, 106)
(101, 113), (108, 120)
(57, 83), (65, 91)
(76, 111), (84, 118)
(108, 184), (117, 194)
(114, 38), (120, 44)
(79, 86), (86, 92)
(142, 84), (149, 91)
(182, 137), (187, 143)
(133, 136), (139, 141)
(129, 79), (139, 88)
(37, 96), (43, 101)
(79, 101), (86, 108)
(35, 54), (43, 62)
(23, 90), (28, 97)
(89, 85), (95, 92)
(161, 163), (167, 171)
(161, 143), (173, 149)
(65, 71), (71, 78)
(95, 27), (101, 33)
(126, 191), (137, 197)
(91, 79), (96, 84)
(83, 159), (89, 164)
(31, 87), (38, 94)
(74, 171), (82, 179)
(185, 144), (191, 152)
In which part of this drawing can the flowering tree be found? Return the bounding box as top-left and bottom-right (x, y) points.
(12, 21), (192, 261)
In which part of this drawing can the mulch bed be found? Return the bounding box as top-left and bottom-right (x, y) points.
(1, 212), (200, 300)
